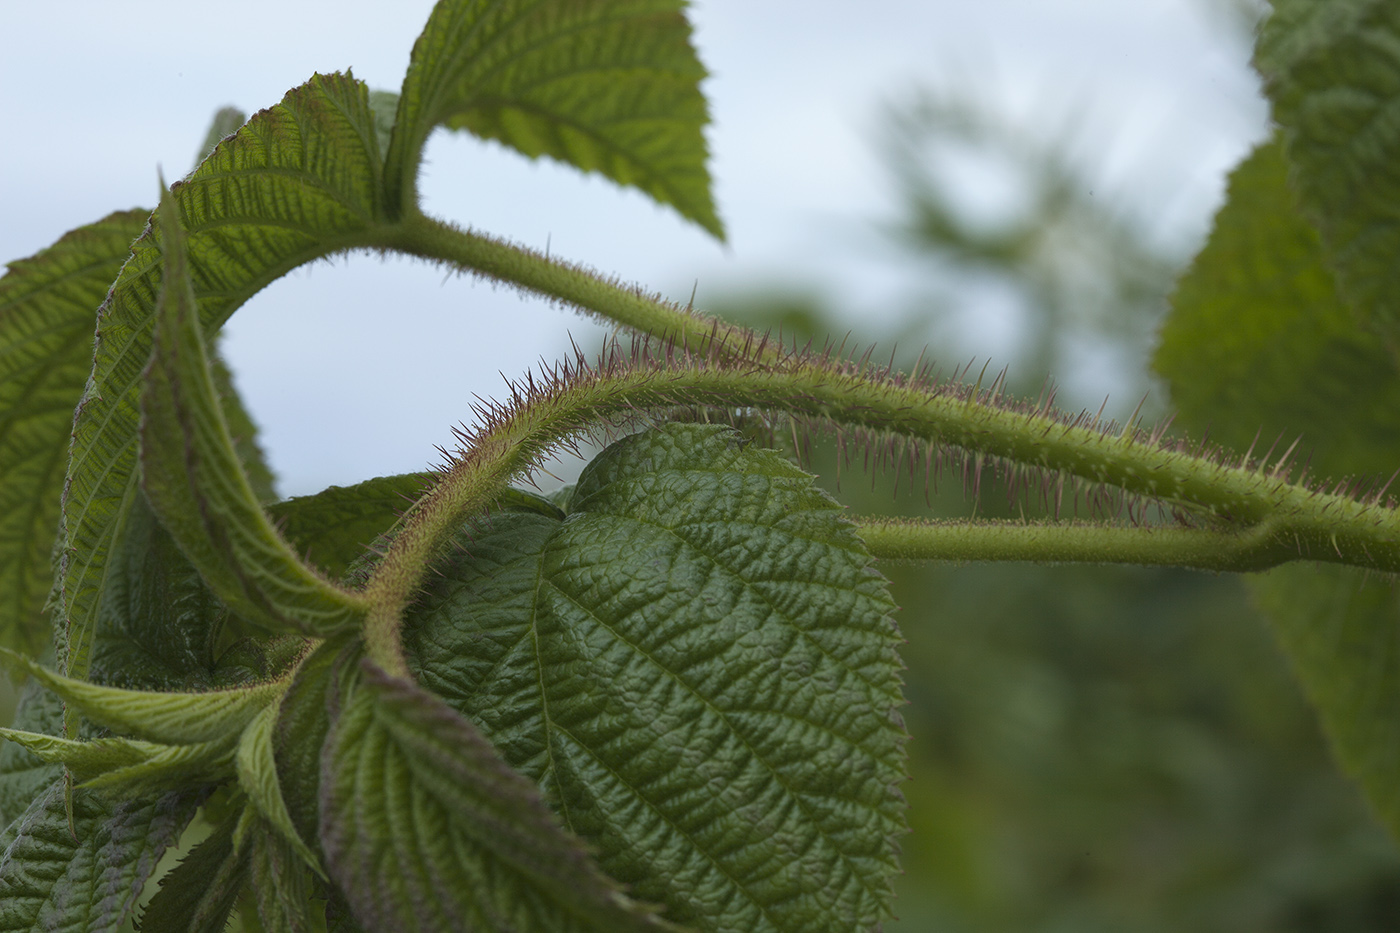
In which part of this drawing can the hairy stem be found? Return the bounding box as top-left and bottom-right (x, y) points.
(387, 213), (778, 363)
(359, 354), (1400, 671)
(855, 517), (1293, 572)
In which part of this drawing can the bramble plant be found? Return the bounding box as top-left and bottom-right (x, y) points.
(2, 0), (1399, 930)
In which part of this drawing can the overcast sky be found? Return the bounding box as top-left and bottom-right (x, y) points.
(0, 1), (1268, 496)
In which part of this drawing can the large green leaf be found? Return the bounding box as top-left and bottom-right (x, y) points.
(0, 210), (147, 654)
(1157, 134), (1400, 839)
(320, 661), (677, 932)
(59, 70), (388, 680)
(0, 778), (197, 933)
(384, 0), (722, 236)
(268, 472), (432, 581)
(139, 191), (367, 638)
(403, 423), (907, 933)
(1155, 137), (1400, 481)
(1259, 0), (1400, 345)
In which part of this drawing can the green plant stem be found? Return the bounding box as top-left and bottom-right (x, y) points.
(387, 213), (779, 363)
(854, 517), (1293, 571)
(358, 355), (1400, 675)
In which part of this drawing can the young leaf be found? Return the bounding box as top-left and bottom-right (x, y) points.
(235, 702), (323, 874)
(320, 661), (679, 933)
(139, 189), (369, 638)
(403, 423), (908, 933)
(1155, 137), (1400, 480)
(140, 804), (250, 933)
(0, 645), (281, 746)
(0, 778), (197, 933)
(0, 729), (232, 796)
(0, 210), (147, 654)
(1258, 0), (1400, 345)
(60, 71), (388, 680)
(268, 472), (433, 580)
(248, 819), (318, 933)
(273, 639), (349, 856)
(383, 0), (723, 237)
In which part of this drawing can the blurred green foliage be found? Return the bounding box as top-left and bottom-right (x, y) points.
(706, 72), (1400, 930)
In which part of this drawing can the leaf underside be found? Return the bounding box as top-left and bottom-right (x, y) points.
(385, 0), (723, 237)
(59, 70), (386, 680)
(139, 190), (365, 638)
(0, 210), (148, 654)
(403, 423), (907, 933)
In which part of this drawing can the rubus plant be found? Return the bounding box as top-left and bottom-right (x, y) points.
(2, 0), (1400, 930)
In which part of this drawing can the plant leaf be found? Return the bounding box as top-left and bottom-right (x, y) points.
(1258, 0), (1400, 345)
(249, 818), (317, 933)
(0, 729), (232, 796)
(273, 639), (349, 858)
(268, 473), (432, 581)
(0, 210), (147, 654)
(0, 778), (197, 933)
(1154, 137), (1400, 481)
(59, 70), (388, 681)
(384, 0), (722, 237)
(0, 645), (281, 746)
(0, 679), (64, 827)
(236, 701), (323, 875)
(88, 492), (228, 691)
(1157, 132), (1400, 841)
(402, 423), (908, 933)
(139, 189), (369, 638)
(320, 661), (679, 932)
(140, 804), (250, 933)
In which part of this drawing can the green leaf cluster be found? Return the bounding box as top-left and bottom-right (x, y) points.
(5, 0), (1400, 929)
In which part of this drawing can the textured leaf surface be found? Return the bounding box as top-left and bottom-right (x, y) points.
(273, 639), (347, 857)
(1158, 132), (1400, 840)
(385, 0), (722, 236)
(404, 423), (907, 933)
(0, 210), (147, 654)
(0, 646), (279, 746)
(1155, 138), (1400, 481)
(88, 493), (226, 691)
(320, 662), (677, 932)
(0, 778), (196, 933)
(1259, 0), (1400, 344)
(0, 680), (64, 827)
(268, 473), (431, 580)
(0, 729), (230, 796)
(249, 816), (317, 933)
(236, 702), (321, 873)
(60, 71), (387, 680)
(140, 190), (367, 638)
(139, 805), (249, 933)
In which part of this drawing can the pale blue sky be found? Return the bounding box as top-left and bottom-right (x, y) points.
(0, 1), (1268, 495)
